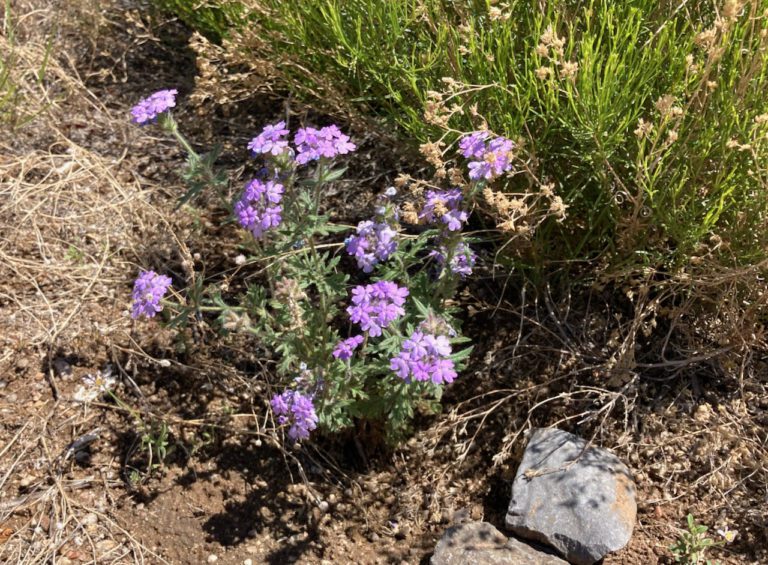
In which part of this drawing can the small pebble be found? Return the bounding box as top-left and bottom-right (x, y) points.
(243, 560), (253, 565)
(82, 513), (98, 526)
(207, 554), (218, 563)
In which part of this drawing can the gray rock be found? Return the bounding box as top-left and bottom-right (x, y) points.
(431, 521), (568, 565)
(505, 428), (637, 565)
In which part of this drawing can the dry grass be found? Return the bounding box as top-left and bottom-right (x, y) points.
(0, 1), (185, 562)
(0, 404), (167, 564)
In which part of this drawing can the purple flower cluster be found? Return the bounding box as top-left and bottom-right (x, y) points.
(333, 335), (365, 361)
(419, 189), (468, 231)
(345, 220), (398, 272)
(131, 270), (172, 319)
(390, 330), (457, 385)
(130, 89), (178, 125)
(429, 241), (477, 277)
(459, 131), (515, 181)
(458, 131), (489, 159)
(294, 125), (356, 165)
(347, 281), (409, 337)
(234, 178), (284, 239)
(248, 121), (290, 157)
(270, 389), (318, 441)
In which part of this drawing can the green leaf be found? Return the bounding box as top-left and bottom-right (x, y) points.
(321, 166), (347, 182)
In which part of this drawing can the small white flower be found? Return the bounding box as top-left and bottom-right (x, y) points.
(717, 527), (738, 543)
(73, 369), (116, 403)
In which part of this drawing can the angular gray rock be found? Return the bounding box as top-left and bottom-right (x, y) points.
(505, 428), (637, 565)
(431, 521), (569, 565)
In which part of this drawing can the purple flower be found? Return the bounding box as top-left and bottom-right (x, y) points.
(419, 189), (468, 232)
(270, 389), (318, 441)
(130, 89), (178, 125)
(459, 133), (515, 181)
(131, 271), (172, 319)
(234, 179), (284, 239)
(261, 206), (282, 228)
(458, 131), (489, 159)
(248, 121), (291, 156)
(294, 125), (356, 165)
(264, 181), (284, 203)
(345, 220), (398, 272)
(429, 241), (476, 277)
(346, 281), (409, 337)
(333, 335), (365, 360)
(390, 330), (457, 385)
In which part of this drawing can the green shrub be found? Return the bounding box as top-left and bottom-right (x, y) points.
(152, 0), (246, 41)
(157, 0), (768, 276)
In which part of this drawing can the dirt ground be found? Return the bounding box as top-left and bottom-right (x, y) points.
(1, 2), (767, 564)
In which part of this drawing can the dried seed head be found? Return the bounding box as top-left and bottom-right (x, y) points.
(441, 76), (459, 89)
(489, 6), (509, 22)
(685, 54), (698, 73)
(695, 28), (717, 48)
(723, 0), (743, 20)
(401, 202), (420, 225)
(560, 61), (578, 80)
(433, 199), (449, 217)
(540, 24), (562, 48)
(654, 94), (675, 116)
(394, 173), (411, 188)
(498, 219), (516, 233)
(634, 118), (654, 139)
(449, 167), (466, 187)
(549, 196), (567, 219)
(419, 142), (445, 168)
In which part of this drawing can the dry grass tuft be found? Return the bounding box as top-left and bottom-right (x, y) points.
(0, 1), (185, 562)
